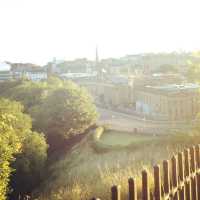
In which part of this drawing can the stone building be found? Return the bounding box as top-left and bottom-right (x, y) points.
(135, 83), (200, 120)
(82, 82), (134, 107)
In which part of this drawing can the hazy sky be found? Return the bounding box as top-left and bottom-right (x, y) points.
(0, 0), (200, 65)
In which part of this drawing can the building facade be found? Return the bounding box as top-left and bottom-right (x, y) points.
(135, 84), (200, 120)
(82, 82), (134, 107)
(11, 63), (47, 81)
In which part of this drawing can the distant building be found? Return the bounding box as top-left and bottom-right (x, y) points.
(59, 72), (97, 81)
(82, 81), (134, 107)
(11, 63), (47, 81)
(131, 73), (186, 88)
(135, 83), (200, 120)
(0, 62), (13, 81)
(23, 69), (47, 81)
(107, 75), (130, 85)
(51, 58), (62, 74)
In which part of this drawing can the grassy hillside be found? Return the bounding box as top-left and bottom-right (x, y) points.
(37, 127), (200, 200)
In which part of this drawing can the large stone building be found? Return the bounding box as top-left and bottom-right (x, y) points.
(135, 83), (200, 120)
(82, 82), (134, 107)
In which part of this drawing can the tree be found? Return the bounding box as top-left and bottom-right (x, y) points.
(10, 132), (48, 199)
(0, 79), (97, 154)
(0, 98), (48, 199)
(187, 62), (200, 83)
(154, 64), (179, 73)
(0, 101), (24, 200)
(186, 52), (200, 83)
(0, 80), (22, 95)
(2, 81), (48, 111)
(0, 98), (32, 139)
(30, 81), (98, 149)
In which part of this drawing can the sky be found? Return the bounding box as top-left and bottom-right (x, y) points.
(0, 0), (200, 65)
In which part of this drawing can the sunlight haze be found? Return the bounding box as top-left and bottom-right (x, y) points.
(0, 0), (200, 64)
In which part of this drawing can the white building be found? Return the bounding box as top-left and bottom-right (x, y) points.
(0, 62), (13, 81)
(12, 64), (47, 81)
(24, 70), (47, 81)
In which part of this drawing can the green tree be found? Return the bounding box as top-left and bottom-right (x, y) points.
(155, 64), (179, 73)
(186, 52), (200, 83)
(0, 107), (23, 199)
(3, 81), (48, 111)
(10, 132), (48, 199)
(187, 62), (200, 83)
(0, 98), (48, 199)
(0, 79), (97, 154)
(0, 80), (22, 95)
(0, 98), (32, 139)
(30, 81), (98, 148)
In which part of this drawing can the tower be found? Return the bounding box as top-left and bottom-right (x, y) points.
(95, 46), (100, 77)
(95, 46), (104, 81)
(95, 45), (99, 65)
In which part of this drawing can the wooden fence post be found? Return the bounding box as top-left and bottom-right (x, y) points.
(195, 145), (200, 200)
(190, 146), (197, 200)
(142, 170), (150, 200)
(163, 160), (170, 196)
(178, 152), (185, 200)
(111, 185), (121, 200)
(154, 165), (161, 200)
(178, 152), (184, 181)
(195, 145), (200, 169)
(171, 155), (179, 200)
(128, 178), (137, 200)
(92, 145), (200, 200)
(184, 149), (191, 200)
(190, 146), (196, 172)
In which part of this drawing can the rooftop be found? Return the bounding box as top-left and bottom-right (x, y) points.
(144, 83), (200, 96)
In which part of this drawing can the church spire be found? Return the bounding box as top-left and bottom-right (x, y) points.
(95, 45), (99, 64)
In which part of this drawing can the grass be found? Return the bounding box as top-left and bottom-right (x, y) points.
(100, 130), (154, 146)
(36, 127), (200, 200)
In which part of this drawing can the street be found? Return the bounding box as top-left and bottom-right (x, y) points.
(97, 107), (194, 134)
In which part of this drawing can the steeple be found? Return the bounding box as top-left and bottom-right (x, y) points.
(95, 45), (99, 64)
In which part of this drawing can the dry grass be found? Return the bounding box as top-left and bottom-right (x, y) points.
(36, 129), (200, 200)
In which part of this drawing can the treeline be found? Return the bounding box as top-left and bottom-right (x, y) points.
(0, 77), (98, 199)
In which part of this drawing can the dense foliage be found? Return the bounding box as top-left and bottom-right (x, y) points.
(0, 113), (20, 200)
(0, 98), (48, 199)
(0, 78), (97, 199)
(10, 132), (48, 199)
(187, 62), (200, 83)
(0, 78), (98, 150)
(30, 82), (97, 143)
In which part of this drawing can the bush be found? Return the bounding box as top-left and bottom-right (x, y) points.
(0, 79), (98, 153)
(30, 81), (98, 151)
(92, 127), (104, 141)
(0, 98), (48, 199)
(10, 132), (48, 199)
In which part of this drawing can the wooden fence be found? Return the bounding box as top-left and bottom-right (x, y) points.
(92, 144), (200, 200)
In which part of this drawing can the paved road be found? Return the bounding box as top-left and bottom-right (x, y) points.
(97, 108), (194, 134)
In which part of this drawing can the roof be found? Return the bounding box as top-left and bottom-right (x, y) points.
(0, 62), (11, 71)
(109, 75), (129, 84)
(60, 72), (97, 79)
(142, 83), (200, 96)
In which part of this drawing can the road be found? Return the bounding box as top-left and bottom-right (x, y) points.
(97, 108), (194, 134)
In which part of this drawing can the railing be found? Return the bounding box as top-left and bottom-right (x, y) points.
(91, 144), (200, 200)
